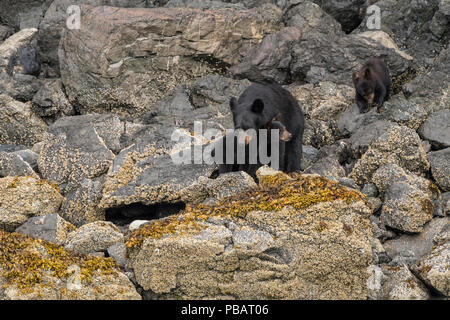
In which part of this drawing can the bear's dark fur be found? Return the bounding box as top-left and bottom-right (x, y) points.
(214, 114), (293, 180)
(353, 58), (391, 113)
(18, 46), (40, 77)
(215, 83), (304, 177)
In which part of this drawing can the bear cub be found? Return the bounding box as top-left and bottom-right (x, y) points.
(353, 58), (391, 113)
(219, 83), (304, 177)
(214, 114), (293, 180)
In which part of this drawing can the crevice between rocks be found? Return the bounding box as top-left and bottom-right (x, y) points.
(105, 201), (186, 226)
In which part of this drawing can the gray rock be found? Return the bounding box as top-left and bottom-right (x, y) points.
(384, 217), (449, 267)
(412, 241), (449, 296)
(421, 140), (432, 153)
(38, 114), (120, 194)
(338, 104), (384, 137)
(313, 0), (367, 33)
(367, 264), (430, 300)
(65, 221), (124, 255)
(370, 215), (396, 242)
(354, 0), (444, 66)
(60, 177), (105, 227)
(301, 145), (319, 170)
(15, 213), (75, 245)
(59, 5), (281, 118)
(0, 25), (13, 42)
(303, 119), (339, 149)
(304, 155), (346, 179)
(403, 46), (450, 113)
(0, 151), (38, 178)
(286, 81), (354, 121)
(442, 192), (450, 216)
(367, 197), (382, 214)
(32, 79), (74, 122)
(419, 110), (450, 149)
(234, 28), (412, 85)
(372, 164), (439, 233)
(347, 120), (396, 158)
(350, 125), (429, 185)
(12, 149), (39, 171)
(230, 27), (302, 84)
(37, 0), (152, 72)
(107, 242), (128, 269)
(381, 95), (427, 130)
(0, 29), (42, 101)
(284, 0), (343, 35)
(0, 0), (52, 30)
(0, 176), (63, 232)
(362, 183), (379, 197)
(428, 148), (450, 192)
(430, 0), (450, 38)
(127, 174), (374, 299)
(0, 94), (47, 147)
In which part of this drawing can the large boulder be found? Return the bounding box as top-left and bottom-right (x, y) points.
(0, 230), (141, 300)
(37, 0), (158, 72)
(0, 176), (64, 232)
(126, 171), (374, 299)
(38, 114), (121, 194)
(354, 0), (444, 66)
(232, 28), (412, 85)
(349, 125), (429, 186)
(371, 164), (439, 233)
(59, 5), (281, 118)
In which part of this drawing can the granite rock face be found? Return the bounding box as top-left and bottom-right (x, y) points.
(59, 5), (281, 117)
(127, 171), (374, 299)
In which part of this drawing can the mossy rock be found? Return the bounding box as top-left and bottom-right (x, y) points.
(0, 230), (140, 300)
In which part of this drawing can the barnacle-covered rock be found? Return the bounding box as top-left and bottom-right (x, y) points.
(0, 230), (140, 300)
(126, 170), (374, 299)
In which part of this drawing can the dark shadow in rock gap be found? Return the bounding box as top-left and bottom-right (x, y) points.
(105, 202), (186, 227)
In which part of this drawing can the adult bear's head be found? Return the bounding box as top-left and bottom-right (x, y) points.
(229, 97), (268, 144)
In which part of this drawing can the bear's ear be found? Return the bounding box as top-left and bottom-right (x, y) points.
(251, 99), (264, 113)
(352, 72), (359, 85)
(364, 68), (371, 79)
(229, 97), (237, 111)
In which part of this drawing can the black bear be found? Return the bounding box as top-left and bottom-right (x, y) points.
(18, 46), (40, 77)
(218, 83), (304, 177)
(352, 58), (391, 113)
(213, 113), (293, 180)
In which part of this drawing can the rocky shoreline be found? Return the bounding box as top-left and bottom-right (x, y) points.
(0, 0), (448, 300)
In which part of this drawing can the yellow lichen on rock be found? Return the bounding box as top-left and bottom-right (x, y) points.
(126, 173), (368, 249)
(0, 230), (117, 292)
